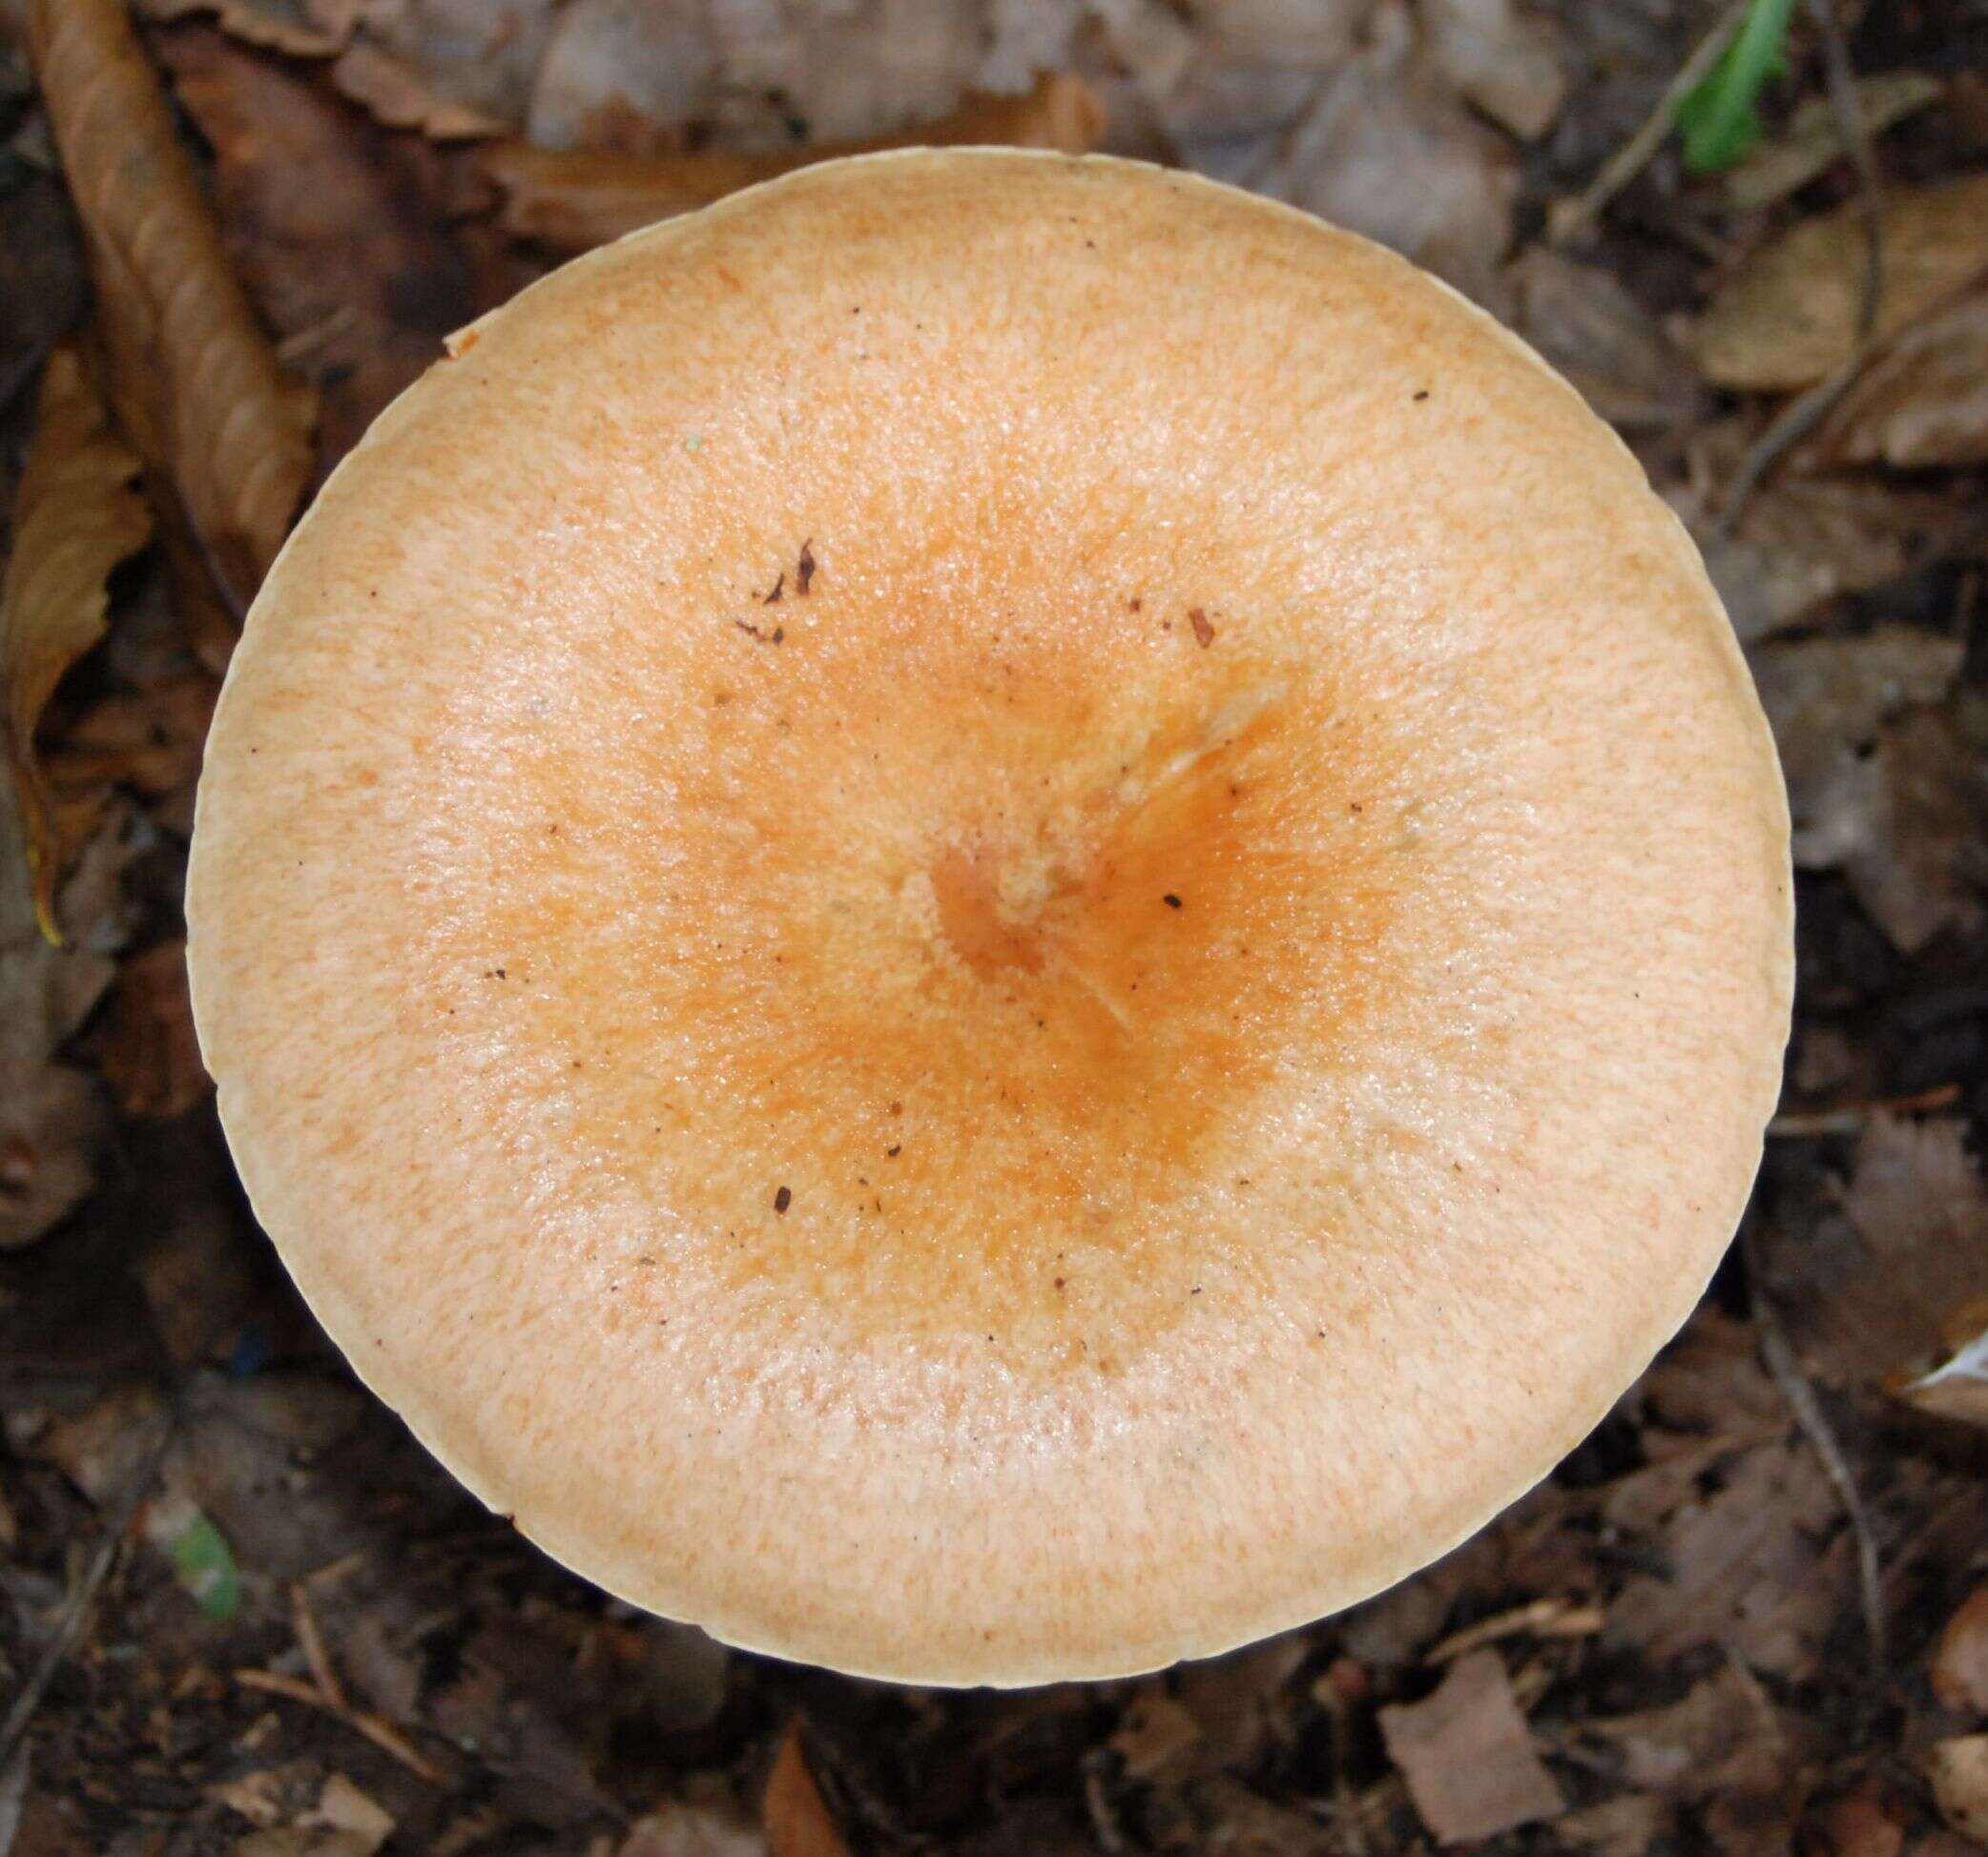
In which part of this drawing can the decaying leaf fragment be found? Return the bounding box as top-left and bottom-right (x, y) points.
(761, 1723), (850, 1857)
(1692, 174), (1988, 390)
(1897, 1323), (1988, 1432)
(1814, 284), (1988, 467)
(1377, 1649), (1563, 1844)
(93, 937), (213, 1120)
(132, 0), (361, 57)
(29, 0), (316, 615)
(1, 344), (152, 940)
(1723, 71), (1943, 212)
(486, 70), (1105, 254)
(0, 802), (120, 1248)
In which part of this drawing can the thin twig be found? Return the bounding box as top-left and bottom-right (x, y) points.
(1548, 0), (1753, 246)
(0, 1420), (171, 1773)
(1716, 0), (1885, 528)
(1768, 1082), (1960, 1139)
(1811, 0), (1884, 343)
(234, 1668), (445, 1783)
(1424, 1596), (1605, 1664)
(289, 1580), (347, 1712)
(1748, 1261), (1888, 1727)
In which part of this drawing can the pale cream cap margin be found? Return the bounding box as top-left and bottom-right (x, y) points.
(187, 149), (1793, 1686)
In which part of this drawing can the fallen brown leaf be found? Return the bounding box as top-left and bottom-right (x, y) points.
(156, 24), (535, 468)
(486, 70), (1106, 254)
(1834, 708), (1988, 954)
(1173, 1631), (1311, 1770)
(1933, 1585), (1988, 1716)
(1826, 1115), (1988, 1381)
(229, 1772), (394, 1857)
(1256, 0), (1517, 305)
(1107, 1688), (1204, 1783)
(1753, 629), (1984, 952)
(344, 0), (553, 134)
(93, 938), (212, 1120)
(134, 0), (360, 56)
(1421, 0), (1565, 140)
(30, 0), (316, 616)
(1688, 466), (1979, 646)
(1605, 1440), (1844, 1676)
(1814, 286), (1988, 467)
(1377, 1649), (1563, 1846)
(1692, 174), (1988, 391)
(329, 37), (507, 139)
(761, 1724), (849, 1857)
(1507, 246), (1702, 431)
(1139, 0), (1369, 150)
(1553, 1793), (1669, 1856)
(1635, 1309), (1788, 1447)
(1588, 1658), (1788, 1802)
(39, 671), (217, 812)
(1, 343), (152, 940)
(1928, 1735), (1988, 1841)
(1797, 1773), (1906, 1857)
(0, 804), (122, 1248)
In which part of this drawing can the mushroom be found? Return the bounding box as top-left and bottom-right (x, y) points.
(187, 151), (1791, 1685)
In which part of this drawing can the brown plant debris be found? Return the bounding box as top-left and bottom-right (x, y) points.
(29, 0), (316, 618)
(1, 343), (152, 940)
(1377, 1649), (1563, 1844)
(485, 70), (1106, 254)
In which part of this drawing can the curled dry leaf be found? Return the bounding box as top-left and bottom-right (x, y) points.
(1692, 174), (1988, 391)
(486, 70), (1106, 253)
(1, 343), (152, 940)
(1814, 286), (1988, 467)
(155, 25), (534, 468)
(30, 0), (316, 616)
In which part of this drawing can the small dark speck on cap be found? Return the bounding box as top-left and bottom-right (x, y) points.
(1163, 893), (1183, 910)
(1413, 389), (1430, 402)
(774, 1186), (792, 1214)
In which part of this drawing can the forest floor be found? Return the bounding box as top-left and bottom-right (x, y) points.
(2, 1), (1987, 1851)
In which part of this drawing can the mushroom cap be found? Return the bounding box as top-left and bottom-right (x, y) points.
(187, 151), (1791, 1685)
